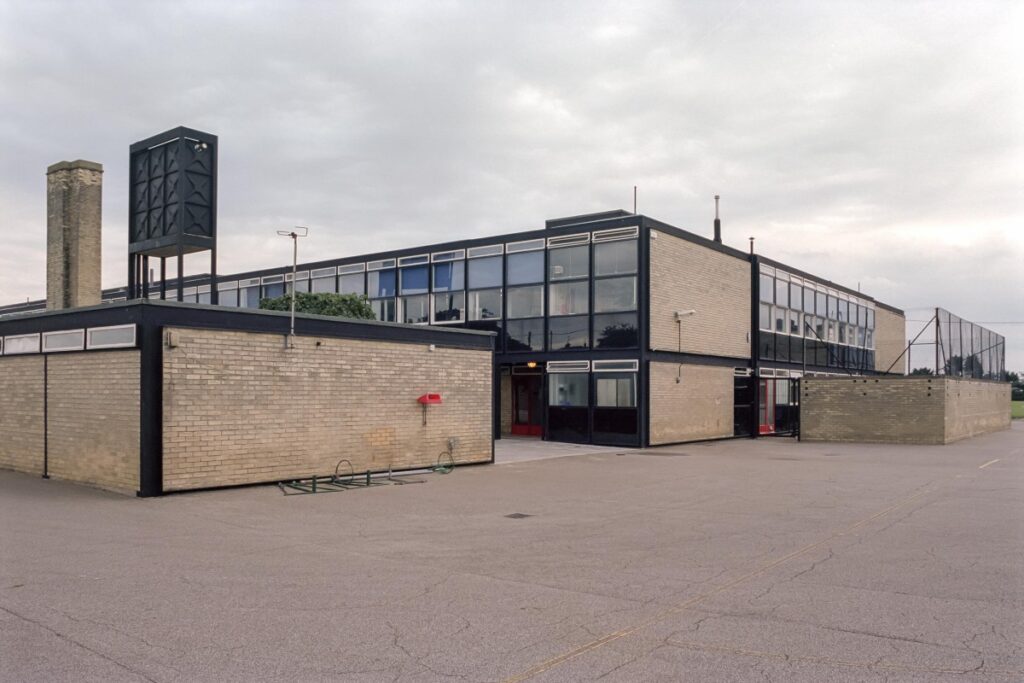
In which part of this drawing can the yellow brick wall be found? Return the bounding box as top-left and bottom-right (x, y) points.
(162, 328), (493, 491)
(46, 352), (140, 493)
(649, 362), (734, 444)
(649, 231), (750, 359)
(0, 356), (45, 475)
(801, 376), (1008, 444)
(944, 379), (1011, 442)
(874, 306), (906, 374)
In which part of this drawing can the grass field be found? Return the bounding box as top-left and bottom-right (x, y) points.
(1013, 401), (1024, 419)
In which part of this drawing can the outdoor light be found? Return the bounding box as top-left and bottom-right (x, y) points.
(527, 361), (537, 368)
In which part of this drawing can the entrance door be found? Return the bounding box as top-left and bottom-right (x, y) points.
(758, 379), (776, 434)
(511, 374), (543, 436)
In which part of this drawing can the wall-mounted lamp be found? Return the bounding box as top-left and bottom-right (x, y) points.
(674, 309), (696, 321)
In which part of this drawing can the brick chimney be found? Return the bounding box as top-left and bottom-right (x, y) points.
(46, 160), (102, 310)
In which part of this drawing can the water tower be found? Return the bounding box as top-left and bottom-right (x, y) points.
(127, 126), (218, 302)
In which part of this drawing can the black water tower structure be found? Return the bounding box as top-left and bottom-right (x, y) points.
(127, 127), (218, 302)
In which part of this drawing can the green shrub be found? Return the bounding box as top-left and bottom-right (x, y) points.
(259, 292), (375, 320)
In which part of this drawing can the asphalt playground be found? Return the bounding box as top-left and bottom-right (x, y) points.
(2, 423), (1022, 682)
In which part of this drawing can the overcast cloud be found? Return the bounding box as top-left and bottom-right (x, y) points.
(1, 0), (1021, 368)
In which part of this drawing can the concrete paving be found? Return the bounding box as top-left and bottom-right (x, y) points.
(2, 423), (1022, 682)
(494, 437), (628, 464)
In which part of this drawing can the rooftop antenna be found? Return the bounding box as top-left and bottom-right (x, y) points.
(713, 194), (722, 243)
(633, 185), (637, 214)
(749, 236), (755, 255)
(277, 226), (309, 347)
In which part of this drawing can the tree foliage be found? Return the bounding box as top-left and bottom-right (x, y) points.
(260, 292), (375, 320)
(909, 367), (934, 376)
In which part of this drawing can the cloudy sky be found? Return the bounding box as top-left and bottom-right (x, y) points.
(1, 0), (1021, 368)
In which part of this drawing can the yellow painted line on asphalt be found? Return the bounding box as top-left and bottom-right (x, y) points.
(979, 458), (1000, 469)
(502, 484), (939, 682)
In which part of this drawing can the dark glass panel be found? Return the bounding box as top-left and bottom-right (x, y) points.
(547, 315), (589, 349)
(594, 313), (639, 349)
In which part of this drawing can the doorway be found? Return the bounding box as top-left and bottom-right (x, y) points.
(510, 373), (543, 436)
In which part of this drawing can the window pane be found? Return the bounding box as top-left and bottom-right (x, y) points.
(468, 256), (502, 289)
(759, 274), (774, 303)
(774, 306), (785, 333)
(433, 292), (465, 322)
(549, 281), (588, 316)
(788, 310), (801, 336)
(827, 296), (838, 320)
(594, 276), (636, 313)
(432, 261), (465, 292)
(311, 276), (336, 293)
(594, 313), (638, 348)
(507, 251), (544, 285)
(506, 318), (544, 351)
(339, 273), (365, 296)
(837, 299), (847, 322)
(759, 303), (771, 330)
(548, 315), (589, 349)
(401, 295), (429, 323)
(239, 286), (260, 308)
(197, 290), (211, 304)
(790, 283), (801, 311)
(816, 291), (827, 316)
(775, 279), (788, 307)
(263, 282), (284, 299)
(371, 298), (396, 322)
(549, 245), (589, 280)
(506, 285), (543, 319)
(368, 270), (395, 297)
(549, 373), (588, 407)
(803, 286), (815, 314)
(468, 289), (502, 320)
(594, 240), (637, 276)
(596, 374), (636, 407)
(400, 265), (429, 294)
(218, 289), (239, 307)
(867, 309), (875, 329)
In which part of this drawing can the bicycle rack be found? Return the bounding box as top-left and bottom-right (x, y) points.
(277, 461), (427, 496)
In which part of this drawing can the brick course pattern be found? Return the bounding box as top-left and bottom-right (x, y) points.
(649, 231), (750, 359)
(46, 161), (102, 310)
(162, 328), (492, 491)
(46, 352), (140, 493)
(801, 376), (1010, 444)
(874, 306), (906, 374)
(649, 362), (734, 444)
(0, 356), (45, 475)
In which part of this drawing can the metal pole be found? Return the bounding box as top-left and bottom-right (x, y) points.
(290, 232), (298, 339)
(934, 307), (940, 375)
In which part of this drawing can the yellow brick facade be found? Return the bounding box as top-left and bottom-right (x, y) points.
(162, 327), (492, 491)
(649, 362), (734, 444)
(46, 352), (140, 493)
(0, 356), (45, 475)
(0, 351), (139, 493)
(649, 231), (750, 359)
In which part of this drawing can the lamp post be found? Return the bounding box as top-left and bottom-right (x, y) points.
(277, 226), (309, 346)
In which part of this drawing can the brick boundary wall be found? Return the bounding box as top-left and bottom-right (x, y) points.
(162, 327), (493, 491)
(801, 376), (1010, 444)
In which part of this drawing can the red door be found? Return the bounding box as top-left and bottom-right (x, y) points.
(511, 374), (543, 436)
